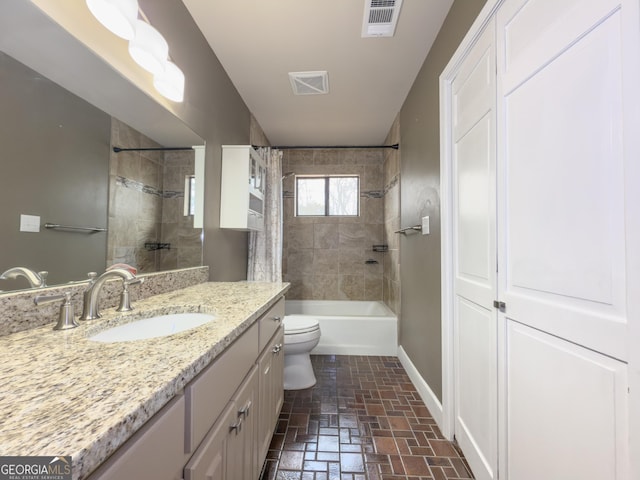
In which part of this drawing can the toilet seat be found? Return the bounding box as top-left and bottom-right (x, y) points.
(283, 315), (320, 335)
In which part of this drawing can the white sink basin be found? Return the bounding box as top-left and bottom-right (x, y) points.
(89, 313), (215, 343)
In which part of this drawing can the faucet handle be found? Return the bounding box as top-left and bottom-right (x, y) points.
(37, 271), (48, 287)
(34, 292), (78, 330)
(117, 277), (144, 312)
(87, 272), (97, 284)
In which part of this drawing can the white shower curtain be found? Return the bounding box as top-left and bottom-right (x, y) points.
(247, 147), (283, 282)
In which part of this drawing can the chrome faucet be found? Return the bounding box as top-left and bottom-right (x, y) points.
(0, 267), (47, 288)
(80, 268), (143, 321)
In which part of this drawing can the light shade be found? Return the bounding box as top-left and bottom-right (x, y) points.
(86, 0), (138, 40)
(154, 61), (185, 102)
(128, 20), (168, 75)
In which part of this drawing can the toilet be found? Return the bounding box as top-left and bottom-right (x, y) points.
(283, 315), (321, 390)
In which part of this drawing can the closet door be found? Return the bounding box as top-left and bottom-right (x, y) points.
(451, 21), (497, 480)
(496, 0), (633, 478)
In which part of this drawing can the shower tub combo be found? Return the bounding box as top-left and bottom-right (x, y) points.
(284, 300), (398, 356)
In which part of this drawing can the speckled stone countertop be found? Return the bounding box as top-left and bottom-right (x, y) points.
(0, 281), (289, 480)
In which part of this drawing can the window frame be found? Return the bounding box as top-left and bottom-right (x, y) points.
(295, 174), (360, 217)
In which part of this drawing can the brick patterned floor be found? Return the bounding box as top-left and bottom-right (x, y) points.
(260, 355), (473, 480)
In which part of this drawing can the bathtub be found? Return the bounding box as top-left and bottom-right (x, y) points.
(284, 300), (398, 356)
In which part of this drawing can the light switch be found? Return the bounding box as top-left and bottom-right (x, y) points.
(421, 215), (430, 235)
(20, 214), (41, 233)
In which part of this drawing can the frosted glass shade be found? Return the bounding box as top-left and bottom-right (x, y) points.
(86, 0), (138, 40)
(128, 20), (168, 75)
(154, 61), (185, 102)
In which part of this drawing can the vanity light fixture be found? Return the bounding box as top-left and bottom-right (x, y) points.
(128, 19), (169, 75)
(86, 0), (184, 102)
(85, 0), (138, 40)
(153, 60), (185, 102)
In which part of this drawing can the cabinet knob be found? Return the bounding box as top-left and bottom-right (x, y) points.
(272, 316), (281, 322)
(272, 344), (283, 354)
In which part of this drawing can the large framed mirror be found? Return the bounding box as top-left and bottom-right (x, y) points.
(0, 3), (205, 292)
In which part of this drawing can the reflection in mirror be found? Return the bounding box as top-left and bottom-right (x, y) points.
(108, 122), (203, 273)
(0, 51), (204, 293)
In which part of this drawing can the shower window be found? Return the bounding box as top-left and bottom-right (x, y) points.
(296, 175), (359, 216)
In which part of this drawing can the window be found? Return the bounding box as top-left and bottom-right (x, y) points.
(296, 175), (359, 216)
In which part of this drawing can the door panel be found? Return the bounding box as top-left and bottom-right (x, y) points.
(455, 298), (497, 478)
(507, 321), (628, 480)
(498, 4), (626, 361)
(499, 0), (620, 93)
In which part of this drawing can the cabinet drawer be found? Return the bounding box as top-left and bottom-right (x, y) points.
(185, 322), (259, 452)
(258, 297), (285, 353)
(88, 394), (186, 480)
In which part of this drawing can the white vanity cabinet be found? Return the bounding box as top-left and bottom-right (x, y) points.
(86, 296), (286, 480)
(184, 366), (259, 480)
(87, 394), (187, 480)
(220, 145), (266, 231)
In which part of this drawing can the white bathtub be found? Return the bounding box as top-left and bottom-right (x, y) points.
(284, 300), (398, 356)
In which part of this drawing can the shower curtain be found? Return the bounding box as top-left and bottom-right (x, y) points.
(247, 147), (283, 282)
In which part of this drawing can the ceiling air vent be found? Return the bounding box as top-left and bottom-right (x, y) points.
(288, 71), (329, 95)
(361, 0), (403, 38)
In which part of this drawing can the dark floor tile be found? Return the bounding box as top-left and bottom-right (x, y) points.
(263, 355), (473, 480)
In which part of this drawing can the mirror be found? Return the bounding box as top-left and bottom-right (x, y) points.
(0, 7), (205, 292)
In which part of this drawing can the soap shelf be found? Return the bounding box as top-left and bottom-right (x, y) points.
(144, 242), (171, 251)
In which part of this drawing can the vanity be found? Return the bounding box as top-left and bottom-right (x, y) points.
(0, 281), (288, 480)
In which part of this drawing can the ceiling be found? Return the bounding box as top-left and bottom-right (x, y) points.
(182, 0), (454, 147)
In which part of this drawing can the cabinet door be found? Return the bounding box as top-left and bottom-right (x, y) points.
(184, 402), (235, 480)
(257, 327), (284, 466)
(89, 394), (186, 480)
(496, 0), (635, 477)
(227, 366), (258, 480)
(272, 329), (284, 422)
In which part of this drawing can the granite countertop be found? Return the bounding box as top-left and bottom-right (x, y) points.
(0, 281), (289, 480)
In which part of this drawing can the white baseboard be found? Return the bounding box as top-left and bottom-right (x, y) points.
(398, 346), (443, 431)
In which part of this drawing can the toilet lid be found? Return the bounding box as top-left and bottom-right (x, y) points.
(283, 315), (320, 334)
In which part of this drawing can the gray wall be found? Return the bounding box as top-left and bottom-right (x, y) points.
(398, 0), (487, 401)
(140, 0), (252, 281)
(0, 52), (110, 289)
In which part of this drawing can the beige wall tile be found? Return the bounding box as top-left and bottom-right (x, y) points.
(339, 274), (365, 300)
(314, 223), (339, 249)
(312, 274), (340, 299)
(313, 249), (340, 274)
(287, 249), (314, 276)
(288, 224), (314, 249)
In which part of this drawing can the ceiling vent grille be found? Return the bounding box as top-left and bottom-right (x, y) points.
(362, 0), (403, 38)
(288, 71), (329, 95)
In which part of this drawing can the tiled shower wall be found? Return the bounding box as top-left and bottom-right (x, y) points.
(282, 149), (386, 300)
(107, 118), (202, 273)
(384, 116), (401, 315)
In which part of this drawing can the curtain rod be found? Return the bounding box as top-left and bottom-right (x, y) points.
(112, 147), (194, 153)
(253, 144), (399, 150)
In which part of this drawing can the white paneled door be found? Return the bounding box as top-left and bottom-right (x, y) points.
(496, 0), (631, 478)
(450, 21), (497, 480)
